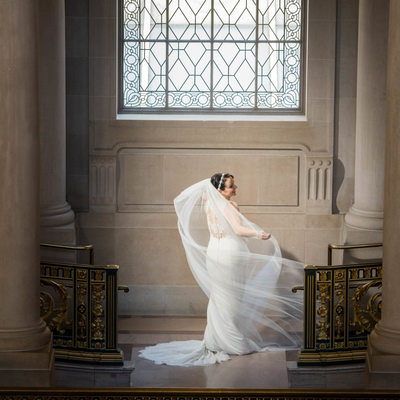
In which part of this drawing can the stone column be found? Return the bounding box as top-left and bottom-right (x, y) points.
(367, 0), (400, 389)
(38, 0), (76, 245)
(0, 0), (54, 386)
(344, 0), (389, 238)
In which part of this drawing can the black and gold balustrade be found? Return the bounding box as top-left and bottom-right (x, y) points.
(40, 244), (124, 365)
(295, 243), (383, 366)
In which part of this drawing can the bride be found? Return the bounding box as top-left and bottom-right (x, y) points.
(139, 173), (304, 366)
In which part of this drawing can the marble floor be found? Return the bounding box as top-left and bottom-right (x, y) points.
(55, 317), (400, 390)
(56, 316), (398, 390)
(118, 316), (310, 389)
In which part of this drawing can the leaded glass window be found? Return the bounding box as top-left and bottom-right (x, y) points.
(119, 0), (304, 113)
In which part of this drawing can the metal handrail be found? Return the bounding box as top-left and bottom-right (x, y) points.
(40, 260), (118, 270)
(40, 242), (94, 265)
(118, 285), (129, 292)
(327, 242), (382, 266)
(292, 285), (304, 293)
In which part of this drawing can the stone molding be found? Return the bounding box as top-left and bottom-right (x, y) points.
(88, 151), (338, 215)
(344, 206), (384, 231)
(306, 157), (333, 214)
(40, 202), (75, 227)
(89, 156), (116, 212)
(0, 319), (52, 352)
(116, 148), (305, 213)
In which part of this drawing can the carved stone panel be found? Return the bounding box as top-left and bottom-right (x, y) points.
(117, 149), (304, 213)
(89, 156), (116, 212)
(306, 157), (333, 214)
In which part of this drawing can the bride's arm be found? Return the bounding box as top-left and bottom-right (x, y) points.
(224, 203), (270, 239)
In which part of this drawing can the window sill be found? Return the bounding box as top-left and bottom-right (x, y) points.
(116, 113), (308, 122)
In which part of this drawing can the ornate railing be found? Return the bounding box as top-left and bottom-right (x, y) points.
(40, 244), (124, 365)
(295, 243), (383, 365)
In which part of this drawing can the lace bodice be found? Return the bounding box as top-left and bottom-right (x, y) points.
(204, 201), (227, 239)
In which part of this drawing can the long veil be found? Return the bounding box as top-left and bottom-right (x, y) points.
(139, 178), (304, 366)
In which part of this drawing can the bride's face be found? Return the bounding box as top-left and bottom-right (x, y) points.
(219, 177), (237, 200)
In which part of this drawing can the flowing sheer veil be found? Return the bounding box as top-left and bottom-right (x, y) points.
(174, 178), (304, 349)
(139, 178), (304, 366)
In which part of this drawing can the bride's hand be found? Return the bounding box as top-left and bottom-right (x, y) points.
(258, 231), (271, 240)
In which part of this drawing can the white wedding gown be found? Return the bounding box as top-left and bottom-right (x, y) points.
(139, 179), (303, 366)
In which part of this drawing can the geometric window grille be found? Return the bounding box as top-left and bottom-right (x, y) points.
(119, 0), (304, 113)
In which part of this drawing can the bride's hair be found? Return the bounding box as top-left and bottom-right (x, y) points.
(210, 173), (234, 191)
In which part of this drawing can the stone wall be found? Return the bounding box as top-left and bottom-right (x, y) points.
(65, 0), (359, 315)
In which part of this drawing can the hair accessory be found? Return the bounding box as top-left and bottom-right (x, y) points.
(217, 173), (226, 190)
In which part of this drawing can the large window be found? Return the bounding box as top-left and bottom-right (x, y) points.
(119, 0), (304, 114)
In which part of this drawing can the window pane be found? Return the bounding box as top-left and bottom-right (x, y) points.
(257, 42), (285, 107)
(169, 0), (211, 41)
(124, 0), (167, 40)
(168, 42), (211, 108)
(258, 0), (285, 41)
(123, 0), (140, 39)
(213, 42), (256, 92)
(285, 0), (302, 41)
(257, 41), (300, 108)
(213, 42), (256, 108)
(123, 41), (166, 107)
(282, 42), (301, 106)
(214, 0), (256, 41)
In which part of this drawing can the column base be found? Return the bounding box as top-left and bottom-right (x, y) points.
(366, 329), (400, 389)
(40, 202), (75, 227)
(0, 320), (52, 352)
(344, 206), (383, 231)
(0, 341), (54, 387)
(368, 323), (400, 356)
(40, 202), (76, 245)
(341, 222), (383, 264)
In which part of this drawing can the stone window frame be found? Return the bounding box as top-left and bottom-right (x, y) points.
(117, 0), (307, 119)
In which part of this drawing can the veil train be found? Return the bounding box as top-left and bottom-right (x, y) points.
(139, 178), (304, 366)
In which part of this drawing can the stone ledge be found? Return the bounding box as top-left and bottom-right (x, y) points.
(0, 342), (54, 387)
(287, 361), (366, 389)
(55, 360), (135, 387)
